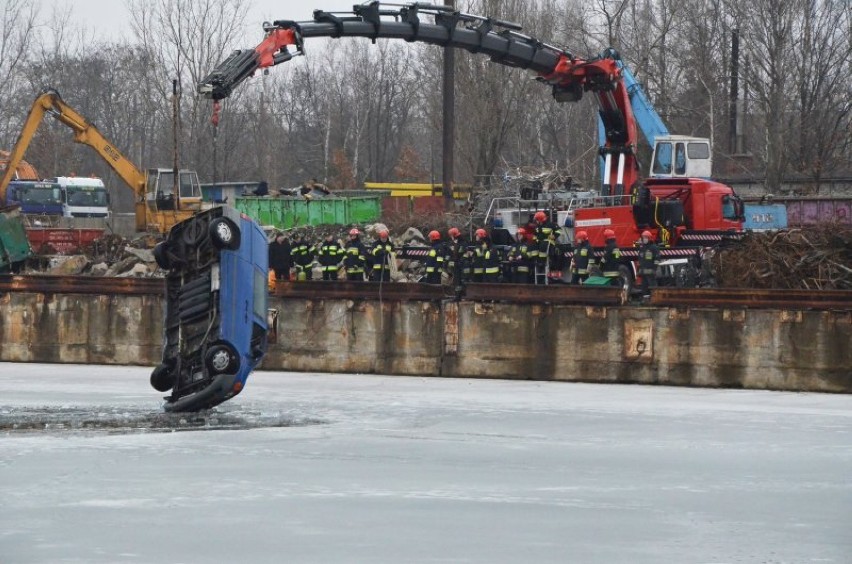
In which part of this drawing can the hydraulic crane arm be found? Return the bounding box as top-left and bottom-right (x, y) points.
(199, 1), (640, 199)
(0, 89), (148, 203)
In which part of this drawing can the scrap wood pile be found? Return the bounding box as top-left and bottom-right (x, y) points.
(710, 225), (852, 290)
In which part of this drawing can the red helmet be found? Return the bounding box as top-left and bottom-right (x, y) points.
(534, 211), (547, 223)
(379, 230), (389, 238)
(428, 230), (441, 241)
(576, 230), (588, 242)
(603, 229), (616, 240)
(448, 227), (461, 238)
(349, 228), (360, 236)
(475, 228), (487, 239)
(641, 230), (652, 239)
(516, 227), (527, 237)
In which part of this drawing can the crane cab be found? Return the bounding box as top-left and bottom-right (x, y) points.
(145, 168), (202, 211)
(650, 136), (713, 179)
(140, 168), (204, 232)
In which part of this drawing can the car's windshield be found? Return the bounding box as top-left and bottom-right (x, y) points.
(16, 186), (62, 205)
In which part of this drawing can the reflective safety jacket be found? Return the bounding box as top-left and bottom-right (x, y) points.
(600, 240), (623, 277)
(571, 240), (594, 275)
(372, 239), (395, 272)
(483, 245), (501, 277)
(509, 242), (533, 273)
(534, 221), (558, 257)
(317, 240), (344, 272)
(344, 239), (367, 274)
(292, 240), (315, 269)
(425, 241), (446, 273)
(638, 242), (660, 275)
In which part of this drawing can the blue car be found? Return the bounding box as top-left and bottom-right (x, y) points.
(150, 205), (269, 412)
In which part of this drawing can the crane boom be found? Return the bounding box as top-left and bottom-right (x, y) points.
(0, 89), (203, 233)
(0, 90), (148, 204)
(199, 1), (640, 199)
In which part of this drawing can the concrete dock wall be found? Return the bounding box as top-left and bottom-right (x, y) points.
(1, 292), (850, 393)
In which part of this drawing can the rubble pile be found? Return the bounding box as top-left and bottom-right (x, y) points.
(711, 225), (852, 290)
(26, 233), (165, 278)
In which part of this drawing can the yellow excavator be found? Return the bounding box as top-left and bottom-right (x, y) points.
(0, 89), (202, 233)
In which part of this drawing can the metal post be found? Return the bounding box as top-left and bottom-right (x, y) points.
(172, 78), (181, 210)
(442, 0), (456, 208)
(729, 29), (739, 155)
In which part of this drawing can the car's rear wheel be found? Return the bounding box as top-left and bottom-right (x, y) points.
(150, 362), (176, 392)
(209, 217), (241, 250)
(153, 241), (171, 270)
(205, 343), (239, 375)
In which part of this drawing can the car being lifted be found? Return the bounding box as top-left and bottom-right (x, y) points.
(150, 205), (269, 412)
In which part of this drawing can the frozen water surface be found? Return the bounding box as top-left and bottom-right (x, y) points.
(1, 363), (851, 563)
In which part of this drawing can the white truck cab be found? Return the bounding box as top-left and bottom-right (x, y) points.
(52, 176), (110, 218)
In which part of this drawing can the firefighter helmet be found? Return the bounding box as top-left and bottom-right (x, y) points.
(641, 230), (652, 239)
(379, 230), (389, 238)
(603, 229), (616, 240)
(475, 228), (487, 239)
(349, 228), (360, 236)
(516, 227), (526, 237)
(534, 211), (547, 222)
(576, 230), (588, 242)
(448, 227), (461, 238)
(428, 230), (441, 241)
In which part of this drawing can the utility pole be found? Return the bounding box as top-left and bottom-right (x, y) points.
(729, 29), (739, 155)
(172, 78), (181, 210)
(442, 0), (456, 207)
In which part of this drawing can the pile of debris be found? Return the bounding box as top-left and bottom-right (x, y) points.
(25, 233), (166, 278)
(710, 225), (852, 290)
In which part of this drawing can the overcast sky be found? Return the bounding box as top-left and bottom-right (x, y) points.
(44, 0), (362, 42)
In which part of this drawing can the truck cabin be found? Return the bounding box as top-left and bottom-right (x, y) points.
(146, 168), (202, 211)
(651, 136), (713, 179)
(5, 181), (64, 216)
(641, 179), (744, 233)
(51, 177), (110, 218)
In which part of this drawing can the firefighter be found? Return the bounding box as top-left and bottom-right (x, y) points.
(344, 228), (367, 281)
(292, 233), (315, 281)
(482, 234), (501, 283)
(371, 229), (394, 282)
(468, 228), (488, 282)
(317, 233), (344, 281)
(533, 210), (557, 281)
(570, 230), (594, 284)
(424, 230), (445, 284)
(445, 227), (464, 283)
(508, 227), (534, 284)
(638, 230), (660, 296)
(599, 228), (623, 283)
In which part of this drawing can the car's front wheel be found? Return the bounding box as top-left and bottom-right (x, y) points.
(150, 362), (176, 392)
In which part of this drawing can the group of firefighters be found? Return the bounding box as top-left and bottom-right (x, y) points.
(268, 211), (662, 293)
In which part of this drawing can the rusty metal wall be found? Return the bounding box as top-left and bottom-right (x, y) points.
(1, 292), (850, 393)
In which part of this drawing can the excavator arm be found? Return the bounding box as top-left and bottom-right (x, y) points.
(199, 1), (639, 200)
(0, 90), (148, 203)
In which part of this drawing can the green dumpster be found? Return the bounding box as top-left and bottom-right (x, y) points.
(0, 206), (34, 272)
(236, 193), (384, 230)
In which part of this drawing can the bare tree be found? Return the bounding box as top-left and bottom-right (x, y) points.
(0, 0), (37, 147)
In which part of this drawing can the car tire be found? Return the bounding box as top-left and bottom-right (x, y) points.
(209, 217), (241, 250)
(150, 363), (176, 392)
(153, 241), (171, 270)
(205, 343), (239, 375)
(181, 219), (207, 246)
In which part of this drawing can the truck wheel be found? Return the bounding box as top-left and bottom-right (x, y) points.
(150, 363), (176, 392)
(205, 343), (239, 375)
(209, 217), (241, 250)
(153, 242), (171, 270)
